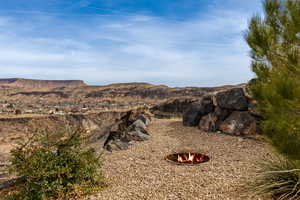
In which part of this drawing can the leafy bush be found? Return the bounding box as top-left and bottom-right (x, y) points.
(5, 126), (105, 200)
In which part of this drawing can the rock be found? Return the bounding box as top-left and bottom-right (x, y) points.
(128, 111), (139, 124)
(218, 111), (258, 135)
(151, 98), (196, 115)
(214, 107), (232, 121)
(128, 130), (151, 141)
(129, 120), (147, 132)
(214, 88), (249, 111)
(106, 139), (130, 152)
(183, 96), (214, 126)
(127, 119), (150, 141)
(82, 118), (99, 132)
(198, 107), (232, 132)
(102, 109), (152, 151)
(82, 118), (113, 153)
(198, 113), (218, 132)
(137, 114), (151, 126)
(87, 127), (112, 153)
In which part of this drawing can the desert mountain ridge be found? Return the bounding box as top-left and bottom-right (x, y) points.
(0, 77), (246, 90)
(0, 78), (247, 103)
(0, 78), (86, 89)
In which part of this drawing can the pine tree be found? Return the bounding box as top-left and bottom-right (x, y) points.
(245, 0), (300, 161)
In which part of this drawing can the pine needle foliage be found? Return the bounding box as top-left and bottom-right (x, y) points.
(245, 0), (300, 199)
(245, 0), (300, 161)
(5, 126), (105, 200)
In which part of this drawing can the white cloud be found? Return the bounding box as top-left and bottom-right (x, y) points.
(0, 2), (262, 87)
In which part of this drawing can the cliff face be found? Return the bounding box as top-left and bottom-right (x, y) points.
(0, 78), (86, 89)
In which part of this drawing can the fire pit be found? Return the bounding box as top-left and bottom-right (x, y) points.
(165, 152), (209, 165)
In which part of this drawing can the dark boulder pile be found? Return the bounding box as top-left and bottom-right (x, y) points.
(182, 96), (214, 126)
(150, 98), (197, 119)
(152, 85), (260, 136)
(182, 86), (259, 136)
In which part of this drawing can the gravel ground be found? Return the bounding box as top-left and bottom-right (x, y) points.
(90, 118), (270, 200)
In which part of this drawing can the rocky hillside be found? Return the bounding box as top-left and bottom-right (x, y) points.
(0, 81), (248, 118)
(84, 83), (233, 99)
(0, 78), (86, 89)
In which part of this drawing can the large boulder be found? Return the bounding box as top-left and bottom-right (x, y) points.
(127, 119), (151, 141)
(82, 118), (115, 153)
(128, 119), (147, 132)
(218, 111), (258, 136)
(183, 96), (214, 126)
(198, 107), (231, 132)
(198, 113), (218, 132)
(103, 110), (152, 151)
(214, 88), (249, 111)
(128, 130), (150, 141)
(150, 98), (197, 119)
(151, 98), (196, 114)
(105, 139), (130, 152)
(136, 114), (151, 126)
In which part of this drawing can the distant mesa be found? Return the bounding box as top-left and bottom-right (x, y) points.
(0, 78), (86, 89)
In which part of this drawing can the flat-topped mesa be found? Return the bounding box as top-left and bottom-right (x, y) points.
(0, 78), (86, 89)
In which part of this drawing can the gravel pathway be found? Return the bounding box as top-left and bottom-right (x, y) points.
(90, 118), (270, 200)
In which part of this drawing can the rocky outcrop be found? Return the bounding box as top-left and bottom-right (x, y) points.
(198, 107), (231, 132)
(151, 98), (196, 114)
(85, 84), (222, 99)
(182, 96), (214, 126)
(180, 85), (260, 136)
(149, 85), (246, 118)
(102, 110), (152, 152)
(151, 98), (197, 119)
(218, 111), (258, 135)
(214, 88), (249, 110)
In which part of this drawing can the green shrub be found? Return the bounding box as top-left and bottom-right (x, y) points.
(245, 0), (300, 161)
(245, 0), (300, 198)
(5, 126), (105, 200)
(254, 154), (300, 200)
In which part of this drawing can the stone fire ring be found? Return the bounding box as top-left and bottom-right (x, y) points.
(165, 152), (210, 166)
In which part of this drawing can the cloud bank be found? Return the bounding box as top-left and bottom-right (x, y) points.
(0, 1), (262, 87)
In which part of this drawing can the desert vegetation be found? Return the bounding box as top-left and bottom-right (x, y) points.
(2, 125), (105, 200)
(246, 0), (300, 199)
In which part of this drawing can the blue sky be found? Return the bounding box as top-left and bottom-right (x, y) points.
(0, 0), (263, 87)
